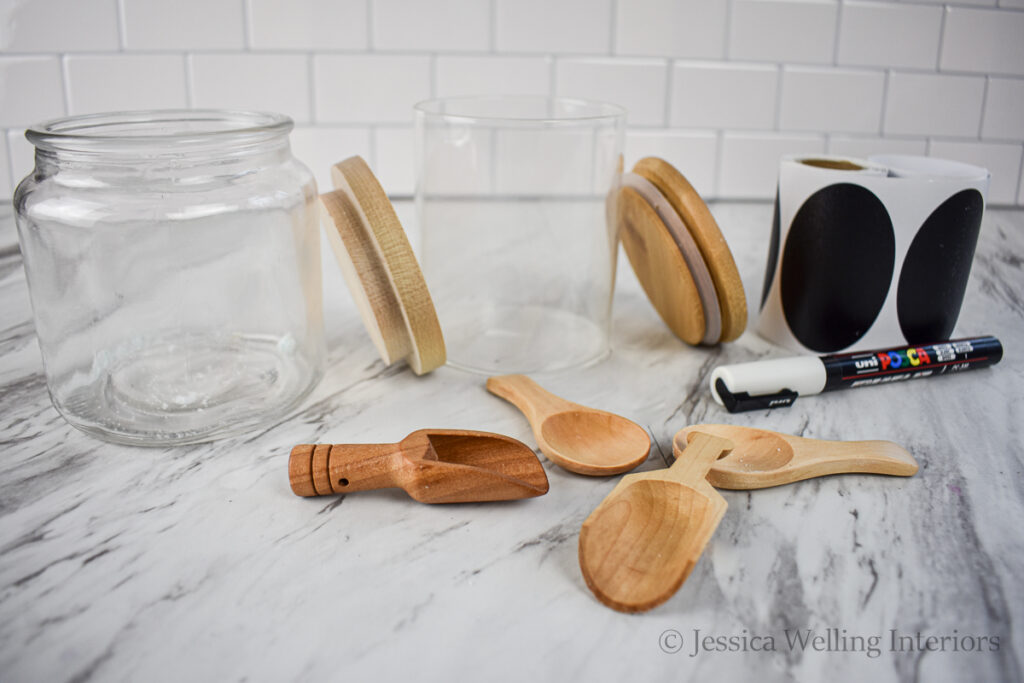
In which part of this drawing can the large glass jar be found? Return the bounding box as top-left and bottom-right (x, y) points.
(13, 110), (325, 445)
(415, 96), (625, 374)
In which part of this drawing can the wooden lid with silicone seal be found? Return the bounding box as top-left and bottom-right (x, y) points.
(619, 157), (747, 345)
(319, 156), (446, 375)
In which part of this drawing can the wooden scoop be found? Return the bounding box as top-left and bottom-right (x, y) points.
(677, 424), (918, 490)
(486, 375), (650, 476)
(578, 431), (733, 612)
(289, 429), (549, 504)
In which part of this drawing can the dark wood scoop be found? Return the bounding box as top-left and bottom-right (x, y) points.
(289, 429), (549, 503)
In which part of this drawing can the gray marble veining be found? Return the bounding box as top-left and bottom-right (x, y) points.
(0, 202), (1021, 682)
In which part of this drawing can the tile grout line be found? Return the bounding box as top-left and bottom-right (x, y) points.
(609, 0), (618, 54)
(4, 129), (18, 195)
(489, 0), (497, 52)
(183, 53), (194, 108)
(832, 0), (843, 66)
(308, 54), (317, 125)
(773, 64), (784, 131)
(59, 54), (73, 116)
(723, 0), (734, 59)
(878, 69), (890, 136)
(662, 59), (673, 128)
(1016, 143), (1024, 205)
(548, 54), (557, 100)
(977, 75), (989, 139)
(935, 6), (948, 72)
(366, 0), (374, 51)
(116, 0), (128, 51)
(241, 0), (252, 51)
(713, 130), (724, 198)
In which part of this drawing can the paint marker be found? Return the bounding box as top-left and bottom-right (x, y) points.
(710, 336), (1003, 413)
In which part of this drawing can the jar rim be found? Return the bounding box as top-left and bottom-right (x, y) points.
(414, 96), (626, 126)
(26, 109), (294, 152)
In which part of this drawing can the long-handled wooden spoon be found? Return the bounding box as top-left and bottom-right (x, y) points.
(578, 431), (733, 613)
(677, 424), (918, 490)
(289, 429), (548, 503)
(486, 375), (650, 476)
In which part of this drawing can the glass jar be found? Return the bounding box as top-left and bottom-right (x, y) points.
(415, 96), (625, 374)
(13, 110), (325, 445)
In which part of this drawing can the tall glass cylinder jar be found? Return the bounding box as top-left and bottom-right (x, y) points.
(415, 96), (625, 374)
(13, 110), (325, 445)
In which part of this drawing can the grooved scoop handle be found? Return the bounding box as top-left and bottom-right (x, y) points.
(289, 443), (403, 497)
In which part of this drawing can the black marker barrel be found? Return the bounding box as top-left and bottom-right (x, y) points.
(821, 336), (1003, 392)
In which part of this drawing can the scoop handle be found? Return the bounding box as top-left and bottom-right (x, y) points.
(289, 443), (405, 497)
(795, 439), (919, 476)
(486, 374), (568, 424)
(669, 431), (734, 485)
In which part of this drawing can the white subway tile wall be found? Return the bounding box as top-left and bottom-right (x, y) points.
(5, 130), (33, 197)
(778, 67), (885, 134)
(121, 0), (245, 50)
(982, 78), (1024, 139)
(66, 55), (188, 114)
(435, 56), (550, 97)
(0, 0), (1022, 205)
(290, 125), (371, 191)
(719, 133), (826, 198)
(624, 130), (718, 196)
(0, 57), (65, 126)
(555, 58), (666, 126)
(190, 54), (311, 123)
(827, 135), (929, 158)
(928, 139), (1024, 204)
(0, 134), (10, 197)
(373, 0), (489, 52)
(614, 0), (727, 59)
(836, 2), (944, 70)
(883, 72), (985, 137)
(372, 127), (416, 195)
(670, 62), (778, 130)
(248, 0), (367, 50)
(2, 0), (120, 53)
(729, 1), (838, 64)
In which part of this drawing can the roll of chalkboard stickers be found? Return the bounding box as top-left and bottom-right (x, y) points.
(758, 155), (990, 354)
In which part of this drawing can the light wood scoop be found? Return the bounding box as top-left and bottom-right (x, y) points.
(486, 375), (650, 476)
(289, 429), (549, 504)
(578, 431), (733, 613)
(677, 424), (918, 490)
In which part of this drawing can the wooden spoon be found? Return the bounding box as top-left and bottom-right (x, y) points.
(486, 374), (650, 476)
(677, 424), (918, 490)
(289, 429), (548, 504)
(578, 431), (733, 613)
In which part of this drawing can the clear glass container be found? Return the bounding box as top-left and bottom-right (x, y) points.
(13, 110), (325, 445)
(414, 96), (625, 374)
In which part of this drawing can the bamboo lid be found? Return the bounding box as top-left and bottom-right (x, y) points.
(319, 156), (446, 375)
(619, 157), (747, 345)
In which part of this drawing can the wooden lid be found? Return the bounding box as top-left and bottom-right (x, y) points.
(320, 156), (446, 375)
(621, 172), (722, 345)
(630, 157), (747, 343)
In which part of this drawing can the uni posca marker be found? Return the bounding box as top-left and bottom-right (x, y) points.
(710, 336), (1003, 413)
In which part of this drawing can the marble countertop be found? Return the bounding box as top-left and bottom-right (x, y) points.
(1, 200), (1021, 683)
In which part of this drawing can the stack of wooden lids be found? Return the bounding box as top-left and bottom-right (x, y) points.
(319, 156), (446, 375)
(618, 157), (747, 345)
